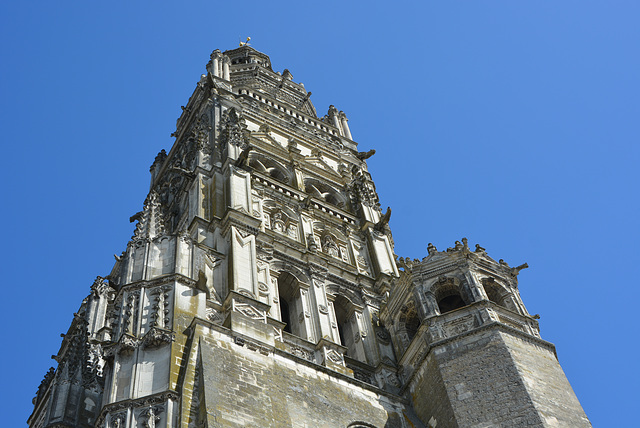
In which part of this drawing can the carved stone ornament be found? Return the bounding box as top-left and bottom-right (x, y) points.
(105, 334), (138, 357)
(206, 307), (224, 324)
(384, 370), (401, 388)
(289, 345), (315, 362)
(258, 282), (269, 294)
(325, 349), (345, 365)
(141, 405), (162, 428)
(110, 411), (127, 428)
(375, 327), (391, 344)
(219, 108), (249, 149)
(233, 302), (267, 322)
(141, 327), (174, 349)
(318, 304), (329, 314)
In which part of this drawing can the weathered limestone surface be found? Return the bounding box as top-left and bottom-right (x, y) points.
(194, 329), (407, 427)
(28, 45), (591, 428)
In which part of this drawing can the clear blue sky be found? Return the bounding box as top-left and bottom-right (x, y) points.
(1, 2), (638, 426)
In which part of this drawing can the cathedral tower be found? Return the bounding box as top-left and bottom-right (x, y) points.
(28, 45), (590, 428)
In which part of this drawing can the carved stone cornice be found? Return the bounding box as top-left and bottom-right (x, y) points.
(95, 391), (180, 428)
(116, 273), (196, 296)
(220, 207), (261, 238)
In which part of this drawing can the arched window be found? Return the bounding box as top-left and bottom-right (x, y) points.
(277, 272), (306, 338)
(249, 156), (291, 185)
(482, 278), (508, 309)
(404, 310), (420, 342)
(304, 179), (348, 209)
(279, 297), (292, 334)
(434, 277), (468, 314)
(437, 294), (466, 314)
(398, 301), (421, 346)
(333, 295), (354, 355)
(327, 292), (369, 362)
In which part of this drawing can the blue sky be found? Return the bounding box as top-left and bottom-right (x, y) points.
(1, 2), (638, 426)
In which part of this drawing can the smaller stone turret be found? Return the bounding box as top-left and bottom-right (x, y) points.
(381, 239), (590, 427)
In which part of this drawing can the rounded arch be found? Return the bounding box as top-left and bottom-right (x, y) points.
(249, 154), (292, 185)
(398, 300), (421, 343)
(432, 276), (468, 314)
(269, 261), (311, 287)
(325, 283), (363, 308)
(347, 422), (378, 428)
(326, 287), (367, 361)
(481, 277), (509, 309)
(304, 178), (348, 209)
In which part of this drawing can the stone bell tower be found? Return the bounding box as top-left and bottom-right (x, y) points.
(382, 238), (591, 427)
(28, 45), (591, 428)
(29, 45), (412, 428)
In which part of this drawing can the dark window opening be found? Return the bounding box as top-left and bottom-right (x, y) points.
(280, 298), (291, 333)
(438, 294), (466, 314)
(405, 311), (420, 342)
(484, 286), (506, 308)
(337, 320), (347, 347)
(333, 295), (353, 356)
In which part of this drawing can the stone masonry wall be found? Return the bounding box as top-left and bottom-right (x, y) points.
(196, 330), (410, 428)
(425, 328), (544, 427)
(412, 326), (592, 428)
(408, 352), (458, 427)
(503, 333), (591, 427)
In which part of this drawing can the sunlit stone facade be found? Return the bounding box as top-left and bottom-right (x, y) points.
(28, 46), (591, 428)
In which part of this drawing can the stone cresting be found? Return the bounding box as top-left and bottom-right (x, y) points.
(28, 46), (591, 428)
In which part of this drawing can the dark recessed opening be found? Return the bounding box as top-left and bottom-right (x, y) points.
(280, 298), (291, 333)
(438, 294), (466, 314)
(405, 312), (420, 342)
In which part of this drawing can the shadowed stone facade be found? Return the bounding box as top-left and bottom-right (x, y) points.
(28, 45), (591, 428)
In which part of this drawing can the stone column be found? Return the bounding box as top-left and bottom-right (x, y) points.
(339, 111), (352, 140)
(270, 270), (282, 320)
(328, 105), (341, 131)
(463, 270), (487, 303)
(423, 290), (440, 317)
(209, 49), (222, 77)
(212, 57), (219, 77)
(223, 57), (230, 80)
(308, 268), (334, 343)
